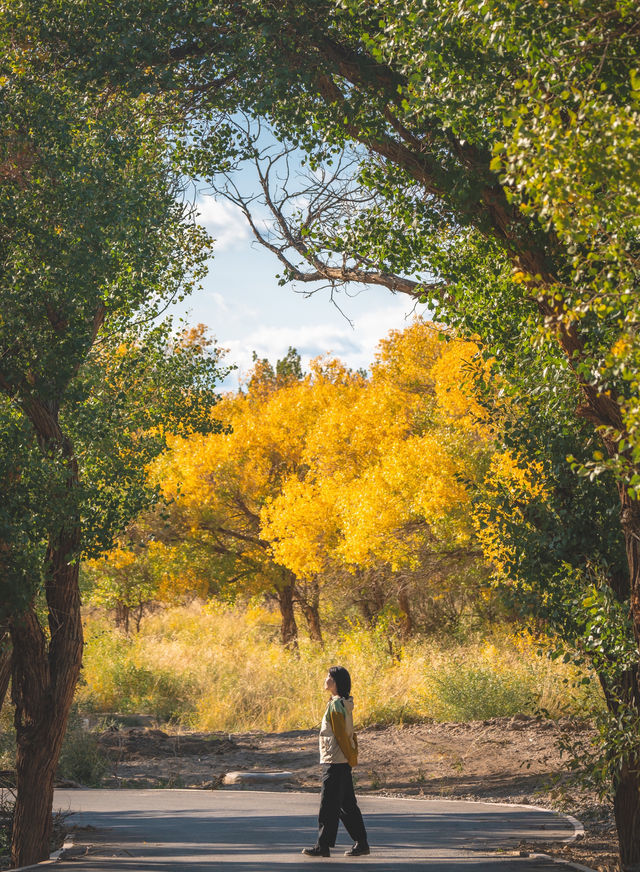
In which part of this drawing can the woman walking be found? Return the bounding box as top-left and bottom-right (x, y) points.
(302, 666), (370, 858)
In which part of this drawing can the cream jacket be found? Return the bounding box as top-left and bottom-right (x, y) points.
(319, 695), (358, 766)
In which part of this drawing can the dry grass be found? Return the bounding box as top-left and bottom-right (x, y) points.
(76, 602), (602, 731)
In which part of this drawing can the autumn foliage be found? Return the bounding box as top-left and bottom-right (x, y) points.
(87, 321), (496, 644)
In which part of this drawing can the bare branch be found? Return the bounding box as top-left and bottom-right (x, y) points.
(199, 115), (446, 301)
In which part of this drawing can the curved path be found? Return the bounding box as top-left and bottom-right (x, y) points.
(50, 788), (580, 871)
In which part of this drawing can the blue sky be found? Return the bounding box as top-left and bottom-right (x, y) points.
(174, 193), (427, 388)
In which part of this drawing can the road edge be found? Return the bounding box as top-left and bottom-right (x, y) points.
(228, 788), (586, 844)
(9, 838), (76, 872)
(531, 854), (597, 872)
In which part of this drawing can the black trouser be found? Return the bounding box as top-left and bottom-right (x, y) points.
(317, 763), (368, 849)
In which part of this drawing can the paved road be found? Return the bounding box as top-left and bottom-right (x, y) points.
(51, 788), (580, 871)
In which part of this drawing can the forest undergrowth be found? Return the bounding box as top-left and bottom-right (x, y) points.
(74, 602), (602, 732)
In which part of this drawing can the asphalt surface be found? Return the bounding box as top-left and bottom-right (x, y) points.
(50, 788), (580, 871)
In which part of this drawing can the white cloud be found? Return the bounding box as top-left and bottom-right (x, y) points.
(195, 196), (251, 251)
(205, 291), (231, 312)
(350, 300), (424, 364)
(219, 297), (424, 388)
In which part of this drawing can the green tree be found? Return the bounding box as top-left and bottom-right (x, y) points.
(0, 47), (223, 868)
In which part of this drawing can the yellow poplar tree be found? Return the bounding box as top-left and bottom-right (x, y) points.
(262, 320), (492, 632)
(145, 320), (492, 640)
(153, 352), (361, 645)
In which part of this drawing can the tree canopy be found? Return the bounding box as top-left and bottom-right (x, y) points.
(139, 321), (491, 642)
(5, 0), (640, 866)
(0, 26), (225, 865)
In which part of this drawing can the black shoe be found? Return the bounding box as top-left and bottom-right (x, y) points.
(302, 846), (330, 857)
(345, 843), (370, 856)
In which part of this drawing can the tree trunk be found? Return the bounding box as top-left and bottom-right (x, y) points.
(613, 757), (640, 871)
(10, 614), (60, 866)
(601, 664), (640, 871)
(294, 580), (323, 644)
(276, 579), (298, 649)
(9, 400), (84, 868)
(298, 600), (322, 644)
(11, 548), (83, 866)
(614, 494), (640, 871)
(115, 602), (130, 634)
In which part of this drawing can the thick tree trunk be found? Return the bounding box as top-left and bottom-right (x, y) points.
(301, 601), (323, 644)
(614, 494), (640, 871)
(276, 580), (298, 648)
(613, 759), (640, 871)
(10, 546), (83, 867)
(9, 399), (84, 868)
(602, 664), (640, 871)
(294, 580), (323, 644)
(10, 613), (60, 866)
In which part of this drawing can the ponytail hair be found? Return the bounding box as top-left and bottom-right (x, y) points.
(328, 665), (351, 699)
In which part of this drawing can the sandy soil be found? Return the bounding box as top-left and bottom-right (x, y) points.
(72, 714), (619, 871)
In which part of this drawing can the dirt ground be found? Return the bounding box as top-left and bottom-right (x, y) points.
(65, 714), (619, 872)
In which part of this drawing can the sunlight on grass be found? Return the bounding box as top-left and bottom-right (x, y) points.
(76, 602), (602, 731)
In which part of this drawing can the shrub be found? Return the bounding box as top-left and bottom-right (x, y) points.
(429, 664), (536, 721)
(57, 714), (108, 786)
(76, 619), (198, 721)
